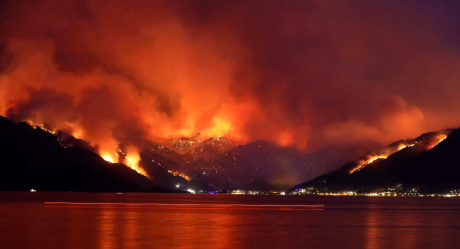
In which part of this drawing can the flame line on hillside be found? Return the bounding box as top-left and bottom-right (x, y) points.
(427, 135), (447, 149)
(348, 133), (450, 174)
(348, 143), (415, 174)
(168, 170), (191, 181)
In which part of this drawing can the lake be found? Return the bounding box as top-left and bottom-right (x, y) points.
(1, 192), (460, 249)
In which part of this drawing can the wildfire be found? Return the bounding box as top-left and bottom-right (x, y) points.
(24, 119), (152, 179)
(349, 142), (415, 174)
(26, 121), (58, 135)
(100, 148), (150, 178)
(348, 133), (450, 175)
(124, 147), (150, 179)
(72, 130), (82, 139)
(126, 154), (147, 177)
(397, 144), (407, 150)
(349, 155), (387, 174)
(168, 170), (191, 181)
(203, 118), (231, 138)
(102, 154), (116, 163)
(101, 147), (119, 164)
(428, 135), (447, 149)
(367, 156), (387, 164)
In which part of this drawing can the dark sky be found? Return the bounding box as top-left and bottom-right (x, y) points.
(0, 0), (460, 155)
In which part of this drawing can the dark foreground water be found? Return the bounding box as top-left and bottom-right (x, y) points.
(1, 192), (460, 249)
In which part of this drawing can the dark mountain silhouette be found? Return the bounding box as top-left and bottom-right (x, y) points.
(141, 132), (375, 191)
(139, 152), (214, 192)
(291, 128), (459, 193)
(0, 114), (379, 192)
(0, 116), (176, 192)
(152, 140), (368, 191)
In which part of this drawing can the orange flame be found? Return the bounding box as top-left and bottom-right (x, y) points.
(427, 135), (447, 149)
(25, 120), (152, 179)
(367, 156), (387, 164)
(125, 146), (150, 179)
(102, 153), (116, 163)
(349, 155), (387, 174)
(349, 133), (450, 174)
(349, 142), (414, 174)
(72, 129), (83, 139)
(168, 170), (191, 181)
(203, 117), (232, 138)
(26, 120), (58, 135)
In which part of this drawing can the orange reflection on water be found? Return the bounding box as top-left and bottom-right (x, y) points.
(365, 203), (421, 249)
(69, 208), (84, 249)
(44, 202), (324, 211)
(365, 206), (383, 249)
(123, 210), (142, 249)
(171, 211), (236, 249)
(208, 212), (234, 249)
(99, 209), (117, 249)
(45, 205), (323, 211)
(393, 208), (420, 249)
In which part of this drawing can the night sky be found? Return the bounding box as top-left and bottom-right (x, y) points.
(1, 0), (460, 155)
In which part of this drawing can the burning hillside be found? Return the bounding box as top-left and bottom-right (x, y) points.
(292, 128), (460, 193)
(348, 143), (415, 174)
(348, 131), (453, 174)
(1, 0), (460, 164)
(26, 121), (58, 135)
(167, 170), (191, 181)
(5, 116), (216, 192)
(24, 120), (153, 178)
(163, 134), (212, 154)
(17, 116), (459, 191)
(427, 135), (448, 149)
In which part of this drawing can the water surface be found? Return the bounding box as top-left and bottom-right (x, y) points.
(1, 192), (460, 249)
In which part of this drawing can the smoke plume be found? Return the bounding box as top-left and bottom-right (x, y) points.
(1, 0), (460, 157)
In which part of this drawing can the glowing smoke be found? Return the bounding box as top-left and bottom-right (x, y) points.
(1, 0), (460, 157)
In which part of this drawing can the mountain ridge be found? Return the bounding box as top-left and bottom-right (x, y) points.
(290, 127), (460, 193)
(0, 116), (207, 192)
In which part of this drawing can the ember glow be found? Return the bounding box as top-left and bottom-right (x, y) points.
(348, 130), (453, 174)
(72, 130), (82, 139)
(349, 142), (415, 174)
(102, 154), (116, 164)
(125, 147), (150, 179)
(428, 135), (448, 149)
(367, 156), (387, 165)
(349, 156), (386, 174)
(26, 120), (58, 135)
(168, 170), (192, 181)
(203, 118), (232, 138)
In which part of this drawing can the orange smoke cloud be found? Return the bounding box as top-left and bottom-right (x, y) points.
(0, 0), (460, 155)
